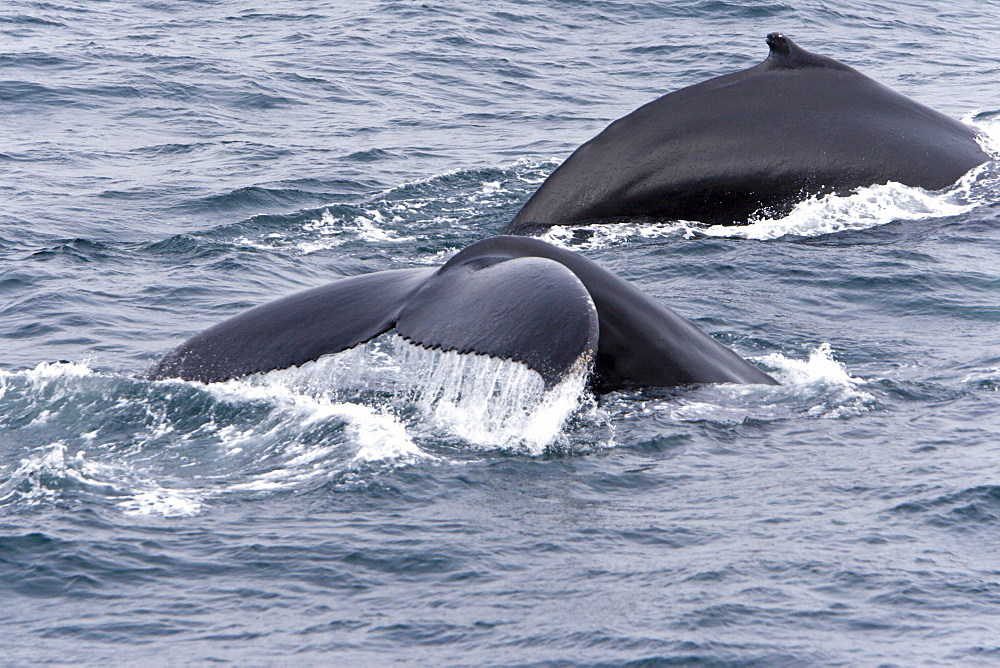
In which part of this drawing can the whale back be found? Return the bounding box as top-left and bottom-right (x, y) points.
(506, 34), (989, 232)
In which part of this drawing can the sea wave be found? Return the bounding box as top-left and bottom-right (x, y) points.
(0, 334), (597, 516)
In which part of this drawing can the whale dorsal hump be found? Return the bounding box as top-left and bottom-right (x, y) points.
(763, 32), (855, 72)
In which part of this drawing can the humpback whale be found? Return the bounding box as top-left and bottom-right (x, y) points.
(505, 33), (990, 234)
(148, 236), (776, 391)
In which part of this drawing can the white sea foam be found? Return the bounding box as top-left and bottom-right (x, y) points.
(648, 343), (876, 424)
(967, 111), (1000, 156)
(0, 338), (592, 517)
(0, 359), (427, 514)
(118, 489), (205, 517)
(540, 172), (986, 248)
(391, 337), (591, 454)
(757, 342), (861, 387)
(0, 361), (96, 423)
(0, 441), (73, 506)
(0, 440), (205, 517)
(296, 207), (417, 254)
(697, 173), (984, 242)
(540, 220), (688, 250)
(201, 369), (428, 466)
(0, 359), (95, 391)
(245, 334), (592, 455)
(253, 341), (400, 396)
(221, 398), (422, 493)
(754, 342), (877, 419)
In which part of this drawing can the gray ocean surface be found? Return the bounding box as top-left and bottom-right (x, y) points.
(3, 1), (1000, 664)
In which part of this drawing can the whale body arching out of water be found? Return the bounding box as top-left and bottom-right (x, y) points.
(504, 33), (990, 234)
(148, 236), (776, 392)
(148, 33), (997, 391)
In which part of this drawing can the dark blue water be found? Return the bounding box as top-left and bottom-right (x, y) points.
(3, 1), (1000, 663)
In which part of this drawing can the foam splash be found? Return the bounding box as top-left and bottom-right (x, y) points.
(2, 358), (427, 470)
(0, 440), (205, 517)
(0, 359), (430, 517)
(206, 372), (426, 466)
(0, 361), (97, 429)
(697, 173), (983, 241)
(211, 370), (423, 461)
(757, 342), (853, 384)
(760, 343), (876, 418)
(539, 220), (688, 250)
(540, 172), (987, 248)
(250, 334), (592, 455)
(220, 408), (420, 492)
(968, 110), (1000, 156)
(231, 159), (556, 256)
(4, 359), (94, 381)
(232, 207), (416, 255)
(252, 340), (400, 397)
(1, 337), (594, 517)
(645, 343), (876, 425)
(0, 359), (94, 397)
(155, 368), (432, 496)
(391, 338), (591, 454)
(118, 489), (205, 517)
(5, 343), (878, 509)
(295, 207), (417, 253)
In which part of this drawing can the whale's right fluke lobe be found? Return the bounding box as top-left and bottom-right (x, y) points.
(397, 255), (599, 387)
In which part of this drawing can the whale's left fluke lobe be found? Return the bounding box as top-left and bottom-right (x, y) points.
(147, 267), (436, 384)
(148, 237), (776, 391)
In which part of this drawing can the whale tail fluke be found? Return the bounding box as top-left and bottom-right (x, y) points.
(147, 254), (600, 388)
(148, 237), (774, 392)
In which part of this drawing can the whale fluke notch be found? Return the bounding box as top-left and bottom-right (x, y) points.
(148, 237), (776, 391)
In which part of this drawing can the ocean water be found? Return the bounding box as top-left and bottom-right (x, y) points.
(3, 0), (1000, 663)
